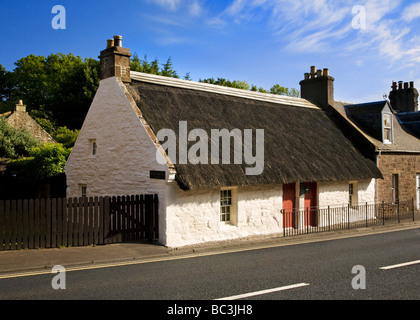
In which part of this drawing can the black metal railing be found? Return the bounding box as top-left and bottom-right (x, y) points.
(281, 199), (415, 237)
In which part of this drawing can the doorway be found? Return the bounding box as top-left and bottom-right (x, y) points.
(283, 183), (296, 228)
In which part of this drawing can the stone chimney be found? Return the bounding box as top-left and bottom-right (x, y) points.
(299, 66), (334, 108)
(15, 100), (26, 112)
(98, 35), (132, 83)
(389, 81), (418, 113)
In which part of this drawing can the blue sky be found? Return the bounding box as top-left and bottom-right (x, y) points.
(1, 0), (420, 103)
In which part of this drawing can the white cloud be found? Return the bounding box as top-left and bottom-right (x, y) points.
(153, 0), (181, 11)
(189, 0), (202, 16)
(402, 2), (420, 22)
(150, 0), (203, 16)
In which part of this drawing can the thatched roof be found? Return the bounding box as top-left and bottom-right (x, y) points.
(126, 73), (382, 190)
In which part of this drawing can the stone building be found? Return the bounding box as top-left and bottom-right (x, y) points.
(1, 100), (55, 144)
(65, 36), (382, 247)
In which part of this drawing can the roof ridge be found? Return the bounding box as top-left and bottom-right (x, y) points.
(130, 71), (319, 109)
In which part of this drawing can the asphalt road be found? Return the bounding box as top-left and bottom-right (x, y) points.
(0, 228), (419, 303)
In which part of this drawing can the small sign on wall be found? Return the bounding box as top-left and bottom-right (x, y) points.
(150, 170), (166, 180)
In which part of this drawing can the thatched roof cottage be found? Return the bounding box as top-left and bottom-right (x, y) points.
(65, 36), (382, 247)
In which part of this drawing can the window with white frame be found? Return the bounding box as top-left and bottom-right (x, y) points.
(382, 113), (393, 144)
(220, 189), (232, 223)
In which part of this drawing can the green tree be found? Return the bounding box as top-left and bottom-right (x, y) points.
(52, 126), (79, 148)
(0, 117), (40, 159)
(270, 84), (300, 97)
(12, 53), (100, 129)
(160, 57), (179, 78)
(0, 64), (16, 113)
(28, 143), (70, 179)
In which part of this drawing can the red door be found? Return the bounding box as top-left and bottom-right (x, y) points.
(303, 182), (317, 226)
(283, 183), (296, 228)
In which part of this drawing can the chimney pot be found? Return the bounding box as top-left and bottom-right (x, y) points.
(410, 81), (414, 89)
(398, 81), (403, 90)
(392, 82), (397, 91)
(404, 82), (409, 89)
(310, 66), (316, 78)
(317, 69), (323, 78)
(15, 100), (26, 112)
(113, 35), (122, 47)
(304, 73), (310, 80)
(323, 68), (329, 77)
(107, 39), (114, 48)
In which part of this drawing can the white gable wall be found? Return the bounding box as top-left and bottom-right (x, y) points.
(65, 77), (169, 244)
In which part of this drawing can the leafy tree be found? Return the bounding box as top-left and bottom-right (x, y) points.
(28, 143), (70, 179)
(0, 64), (17, 113)
(52, 126), (79, 148)
(199, 77), (250, 90)
(0, 117), (40, 159)
(12, 53), (100, 129)
(270, 84), (300, 97)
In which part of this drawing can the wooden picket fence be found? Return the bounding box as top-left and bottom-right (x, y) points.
(0, 195), (159, 251)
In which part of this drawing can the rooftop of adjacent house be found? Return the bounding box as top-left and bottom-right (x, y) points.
(125, 71), (382, 190)
(333, 100), (420, 153)
(0, 100), (55, 144)
(396, 111), (420, 139)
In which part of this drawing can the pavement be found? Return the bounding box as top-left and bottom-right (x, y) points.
(0, 218), (419, 276)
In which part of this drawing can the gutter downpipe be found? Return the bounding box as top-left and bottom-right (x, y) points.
(376, 150), (381, 204)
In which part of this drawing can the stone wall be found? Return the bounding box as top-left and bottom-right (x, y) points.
(377, 153), (420, 206)
(6, 109), (55, 144)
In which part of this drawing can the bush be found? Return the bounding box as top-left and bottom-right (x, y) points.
(52, 126), (79, 148)
(0, 117), (40, 159)
(29, 143), (71, 179)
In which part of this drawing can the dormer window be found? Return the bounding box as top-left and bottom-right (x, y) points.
(382, 113), (393, 144)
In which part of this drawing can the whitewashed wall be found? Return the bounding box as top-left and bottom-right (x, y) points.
(318, 179), (375, 207)
(164, 179), (376, 248)
(317, 179), (376, 227)
(65, 77), (170, 243)
(165, 183), (284, 247)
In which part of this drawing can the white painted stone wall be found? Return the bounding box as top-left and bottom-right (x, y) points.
(317, 179), (376, 227)
(165, 179), (376, 248)
(65, 77), (170, 244)
(165, 183), (284, 247)
(318, 179), (375, 207)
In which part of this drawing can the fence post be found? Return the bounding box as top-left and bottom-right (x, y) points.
(413, 198), (415, 222)
(365, 202), (368, 228)
(382, 201), (385, 225)
(347, 204), (350, 229)
(328, 206), (330, 232)
(282, 210), (285, 237)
